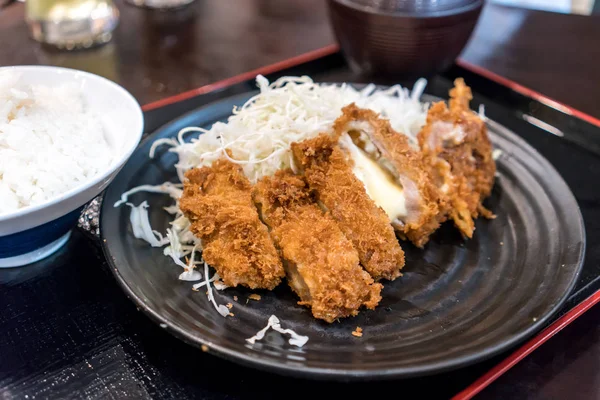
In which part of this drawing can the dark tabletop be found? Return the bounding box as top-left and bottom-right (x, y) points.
(1, 1), (600, 118)
(0, 1), (599, 399)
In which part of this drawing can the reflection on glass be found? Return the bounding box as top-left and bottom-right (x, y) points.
(26, 0), (119, 50)
(125, 0), (196, 9)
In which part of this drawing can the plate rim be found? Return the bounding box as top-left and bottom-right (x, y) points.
(100, 89), (586, 380)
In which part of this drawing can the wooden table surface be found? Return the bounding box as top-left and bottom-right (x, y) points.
(1, 1), (599, 118)
(0, 1), (599, 399)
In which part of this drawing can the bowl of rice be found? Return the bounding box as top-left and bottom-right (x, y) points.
(0, 66), (143, 267)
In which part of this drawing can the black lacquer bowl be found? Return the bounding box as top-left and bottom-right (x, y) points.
(101, 91), (585, 380)
(327, 0), (483, 78)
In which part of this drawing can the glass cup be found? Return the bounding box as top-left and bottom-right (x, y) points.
(26, 0), (119, 50)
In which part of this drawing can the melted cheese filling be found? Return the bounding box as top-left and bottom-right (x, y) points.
(341, 135), (407, 220)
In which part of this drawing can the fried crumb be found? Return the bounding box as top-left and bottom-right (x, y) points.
(248, 294), (261, 301)
(233, 295), (238, 301)
(418, 78), (496, 239)
(228, 312), (235, 317)
(352, 327), (363, 337)
(291, 132), (405, 278)
(332, 104), (447, 248)
(201, 345), (209, 352)
(253, 170), (383, 322)
(192, 287), (199, 292)
(226, 303), (233, 309)
(500, 241), (504, 246)
(179, 158), (285, 290)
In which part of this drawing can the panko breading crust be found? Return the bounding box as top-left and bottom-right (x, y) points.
(179, 158), (285, 290)
(334, 104), (447, 248)
(253, 170), (382, 323)
(291, 134), (405, 281)
(418, 78), (496, 238)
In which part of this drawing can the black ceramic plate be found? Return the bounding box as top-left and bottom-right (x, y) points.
(101, 91), (585, 380)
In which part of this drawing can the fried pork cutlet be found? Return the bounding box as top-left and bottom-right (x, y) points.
(291, 134), (405, 281)
(179, 158), (285, 290)
(333, 104), (447, 248)
(253, 170), (382, 323)
(417, 78), (496, 238)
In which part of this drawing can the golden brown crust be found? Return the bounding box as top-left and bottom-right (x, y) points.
(291, 134), (405, 281)
(417, 78), (496, 238)
(179, 159), (285, 290)
(333, 104), (447, 248)
(253, 170), (382, 323)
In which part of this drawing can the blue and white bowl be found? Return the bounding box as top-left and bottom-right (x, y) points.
(0, 66), (143, 267)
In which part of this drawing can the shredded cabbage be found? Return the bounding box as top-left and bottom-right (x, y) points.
(478, 104), (486, 120)
(204, 262), (230, 317)
(125, 201), (169, 247)
(246, 315), (309, 347)
(192, 273), (218, 290)
(114, 182), (182, 207)
(152, 75), (429, 183)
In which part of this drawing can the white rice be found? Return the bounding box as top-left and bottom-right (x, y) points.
(0, 71), (113, 215)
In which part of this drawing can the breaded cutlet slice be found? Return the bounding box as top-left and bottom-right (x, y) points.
(253, 170), (382, 323)
(333, 104), (447, 248)
(179, 158), (284, 290)
(417, 78), (496, 238)
(291, 134), (405, 281)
